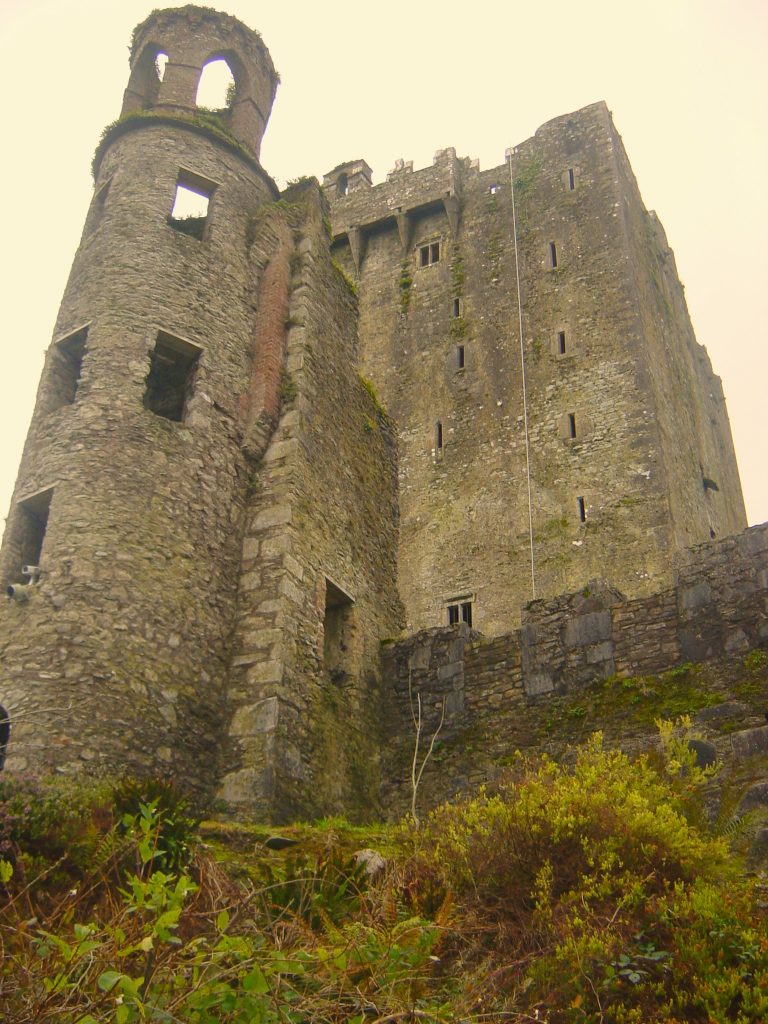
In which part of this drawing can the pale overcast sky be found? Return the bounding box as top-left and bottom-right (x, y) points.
(0, 0), (766, 529)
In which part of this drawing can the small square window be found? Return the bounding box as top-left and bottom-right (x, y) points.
(419, 241), (441, 267)
(168, 169), (217, 241)
(144, 331), (202, 422)
(489, 184), (499, 195)
(446, 597), (473, 628)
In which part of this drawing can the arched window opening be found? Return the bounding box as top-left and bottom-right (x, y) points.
(337, 173), (349, 198)
(155, 52), (169, 81)
(195, 58), (236, 110)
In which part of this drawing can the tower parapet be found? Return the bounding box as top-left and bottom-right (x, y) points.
(122, 6), (278, 159)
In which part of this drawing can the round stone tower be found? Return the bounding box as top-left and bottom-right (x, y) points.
(0, 8), (279, 792)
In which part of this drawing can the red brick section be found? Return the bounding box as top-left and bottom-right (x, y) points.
(244, 222), (293, 445)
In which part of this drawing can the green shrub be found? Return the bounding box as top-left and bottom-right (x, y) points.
(0, 771), (112, 882)
(112, 775), (199, 874)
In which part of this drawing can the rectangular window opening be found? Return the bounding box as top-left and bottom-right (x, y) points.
(435, 420), (443, 449)
(47, 326), (88, 411)
(457, 345), (465, 369)
(568, 412), (577, 438)
(168, 169), (216, 241)
(549, 241), (558, 268)
(144, 331), (202, 422)
(567, 168), (575, 191)
(577, 496), (586, 522)
(419, 241), (441, 267)
(446, 597), (473, 628)
(452, 297), (462, 318)
(324, 578), (354, 683)
(12, 487), (54, 583)
(489, 184), (499, 195)
(557, 330), (567, 355)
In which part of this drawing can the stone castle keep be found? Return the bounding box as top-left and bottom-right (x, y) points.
(0, 6), (759, 820)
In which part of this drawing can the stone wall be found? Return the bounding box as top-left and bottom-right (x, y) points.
(381, 523), (768, 815)
(0, 10), (279, 795)
(218, 183), (403, 821)
(326, 102), (746, 637)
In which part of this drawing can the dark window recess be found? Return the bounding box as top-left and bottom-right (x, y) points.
(167, 170), (216, 240)
(452, 297), (462, 318)
(567, 168), (575, 190)
(435, 421), (443, 449)
(489, 183), (499, 195)
(557, 330), (567, 355)
(336, 173), (348, 197)
(457, 345), (465, 369)
(549, 241), (558, 268)
(419, 241), (441, 267)
(13, 487), (53, 583)
(48, 326), (88, 410)
(323, 579), (354, 683)
(702, 476), (720, 492)
(568, 412), (577, 438)
(0, 703), (9, 771)
(447, 599), (473, 627)
(577, 496), (586, 522)
(144, 332), (201, 422)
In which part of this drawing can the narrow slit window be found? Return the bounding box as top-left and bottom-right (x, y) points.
(452, 297), (462, 318)
(549, 241), (558, 268)
(12, 487), (54, 583)
(568, 412), (577, 438)
(323, 578), (354, 683)
(168, 170), (216, 241)
(419, 241), (441, 267)
(47, 326), (88, 411)
(457, 345), (465, 369)
(435, 420), (443, 450)
(557, 330), (567, 355)
(567, 168), (575, 190)
(144, 332), (202, 422)
(577, 496), (586, 522)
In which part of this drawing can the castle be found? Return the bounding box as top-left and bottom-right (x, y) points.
(0, 6), (752, 819)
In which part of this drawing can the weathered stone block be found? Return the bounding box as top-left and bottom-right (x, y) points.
(564, 611), (612, 649)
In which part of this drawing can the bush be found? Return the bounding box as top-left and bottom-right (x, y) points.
(112, 775), (199, 874)
(407, 736), (767, 1021)
(0, 771), (112, 884)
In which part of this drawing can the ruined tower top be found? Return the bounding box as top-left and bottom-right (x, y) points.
(121, 5), (278, 159)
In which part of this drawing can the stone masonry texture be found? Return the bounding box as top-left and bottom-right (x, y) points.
(0, 6), (757, 820)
